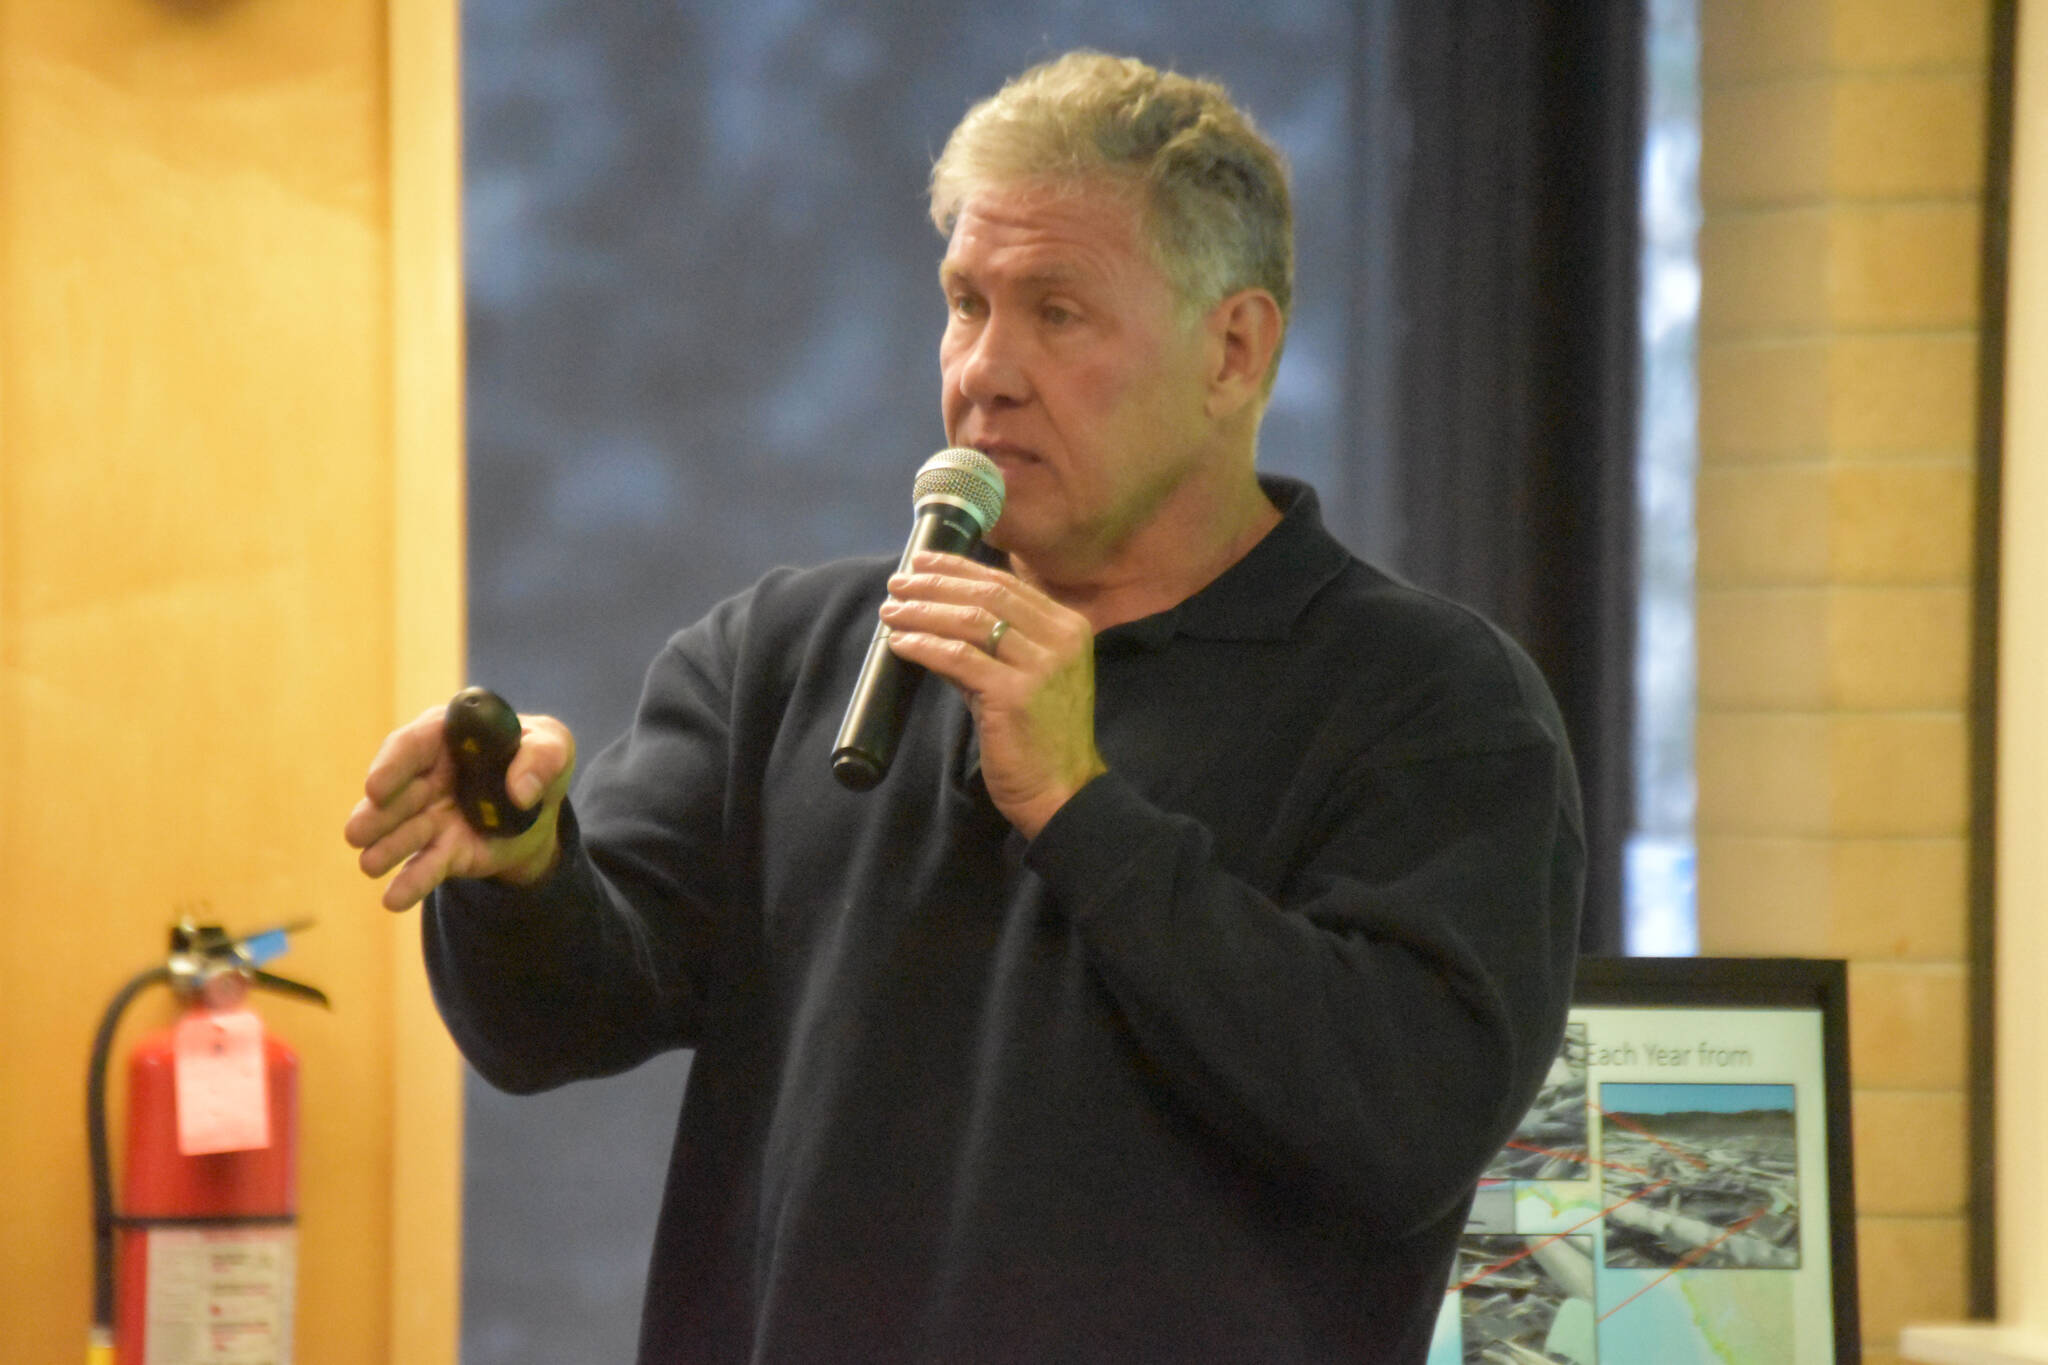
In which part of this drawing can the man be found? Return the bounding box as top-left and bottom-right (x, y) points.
(348, 51), (1582, 1363)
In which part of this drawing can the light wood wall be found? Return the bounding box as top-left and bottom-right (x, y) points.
(1696, 1), (1994, 1361)
(0, 2), (463, 1362)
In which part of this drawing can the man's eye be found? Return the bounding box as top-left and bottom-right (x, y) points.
(1041, 303), (1076, 326)
(949, 295), (984, 321)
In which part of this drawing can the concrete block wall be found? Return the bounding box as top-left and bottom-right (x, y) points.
(1697, 1), (1993, 1359)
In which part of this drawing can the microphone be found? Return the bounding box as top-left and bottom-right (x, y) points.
(831, 447), (1005, 791)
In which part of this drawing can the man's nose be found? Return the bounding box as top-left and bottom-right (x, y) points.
(952, 315), (1030, 408)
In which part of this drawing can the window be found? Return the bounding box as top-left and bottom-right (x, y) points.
(1626, 0), (1701, 956)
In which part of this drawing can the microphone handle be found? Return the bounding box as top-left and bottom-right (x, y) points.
(830, 503), (985, 790)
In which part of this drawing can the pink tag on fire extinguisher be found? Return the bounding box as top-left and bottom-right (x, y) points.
(173, 1008), (271, 1155)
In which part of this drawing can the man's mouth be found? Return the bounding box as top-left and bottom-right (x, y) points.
(971, 441), (1040, 472)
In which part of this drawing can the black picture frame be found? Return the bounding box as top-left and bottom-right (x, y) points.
(1445, 956), (1859, 1365)
(1577, 957), (1859, 1362)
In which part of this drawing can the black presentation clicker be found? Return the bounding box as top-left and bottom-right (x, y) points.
(445, 686), (539, 836)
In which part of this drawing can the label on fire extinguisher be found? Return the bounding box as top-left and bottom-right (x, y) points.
(173, 1008), (269, 1155)
(142, 1226), (295, 1364)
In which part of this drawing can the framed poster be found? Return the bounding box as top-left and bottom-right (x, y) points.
(1430, 957), (1859, 1365)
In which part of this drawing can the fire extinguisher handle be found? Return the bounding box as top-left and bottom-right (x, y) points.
(250, 969), (332, 1010)
(445, 686), (540, 838)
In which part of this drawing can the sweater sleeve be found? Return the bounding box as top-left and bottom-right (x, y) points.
(422, 598), (748, 1096)
(1023, 641), (1584, 1241)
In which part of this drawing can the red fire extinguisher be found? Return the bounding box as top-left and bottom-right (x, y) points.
(86, 920), (328, 1365)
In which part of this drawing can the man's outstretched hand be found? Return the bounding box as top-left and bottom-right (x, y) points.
(344, 703), (576, 911)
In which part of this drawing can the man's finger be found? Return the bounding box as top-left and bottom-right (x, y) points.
(904, 549), (1008, 582)
(344, 767), (446, 850)
(890, 554), (1049, 621)
(358, 800), (449, 880)
(504, 718), (575, 809)
(880, 597), (1028, 657)
(384, 834), (459, 912)
(363, 705), (451, 806)
(883, 627), (1010, 692)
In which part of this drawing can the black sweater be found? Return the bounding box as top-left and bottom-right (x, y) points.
(425, 478), (1584, 1363)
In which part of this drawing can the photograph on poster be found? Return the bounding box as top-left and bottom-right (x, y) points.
(1598, 1082), (1800, 1272)
(1452, 1233), (1600, 1364)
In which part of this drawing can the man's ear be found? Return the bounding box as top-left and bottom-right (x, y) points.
(1202, 288), (1284, 420)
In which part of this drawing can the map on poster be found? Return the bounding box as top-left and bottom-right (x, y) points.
(1428, 979), (1844, 1365)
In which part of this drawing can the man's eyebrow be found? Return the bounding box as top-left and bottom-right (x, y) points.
(937, 262), (1088, 292)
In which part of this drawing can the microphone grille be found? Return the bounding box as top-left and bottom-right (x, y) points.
(912, 447), (1005, 534)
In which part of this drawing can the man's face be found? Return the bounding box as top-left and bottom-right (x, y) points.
(938, 180), (1217, 575)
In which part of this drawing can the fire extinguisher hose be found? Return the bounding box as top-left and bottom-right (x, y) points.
(85, 962), (172, 1360)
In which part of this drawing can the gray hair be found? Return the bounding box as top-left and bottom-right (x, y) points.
(930, 52), (1294, 328)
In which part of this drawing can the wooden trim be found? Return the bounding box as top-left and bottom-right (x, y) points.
(387, 0), (466, 1361)
(1904, 1323), (2048, 1365)
(1970, 0), (2019, 1324)
(0, 3), (17, 943)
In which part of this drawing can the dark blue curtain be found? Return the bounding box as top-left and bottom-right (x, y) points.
(1349, 1), (1642, 954)
(460, 3), (1638, 1359)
